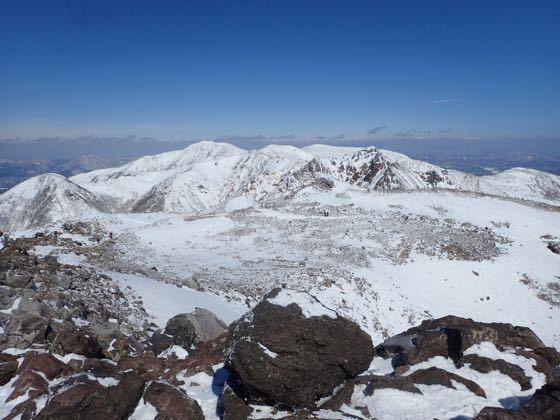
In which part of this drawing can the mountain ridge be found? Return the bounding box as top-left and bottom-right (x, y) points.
(1, 140), (560, 231)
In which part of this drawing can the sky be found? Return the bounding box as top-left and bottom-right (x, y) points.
(1, 0), (559, 146)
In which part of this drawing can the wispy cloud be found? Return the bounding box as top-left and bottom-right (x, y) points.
(439, 127), (453, 134)
(432, 97), (459, 104)
(393, 129), (432, 138)
(367, 125), (387, 135)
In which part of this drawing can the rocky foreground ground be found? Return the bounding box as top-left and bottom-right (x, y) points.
(0, 235), (559, 419)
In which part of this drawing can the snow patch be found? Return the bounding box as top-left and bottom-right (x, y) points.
(267, 289), (338, 319)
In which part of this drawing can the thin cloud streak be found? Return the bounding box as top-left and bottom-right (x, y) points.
(432, 98), (459, 104)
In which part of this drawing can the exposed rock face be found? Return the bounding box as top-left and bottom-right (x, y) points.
(376, 315), (552, 368)
(226, 288), (375, 408)
(143, 381), (205, 420)
(17, 351), (71, 380)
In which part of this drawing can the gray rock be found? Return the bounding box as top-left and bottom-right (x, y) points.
(148, 331), (174, 355)
(164, 308), (227, 349)
(1, 314), (52, 349)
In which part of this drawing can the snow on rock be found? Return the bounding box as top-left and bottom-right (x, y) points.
(266, 288), (338, 319)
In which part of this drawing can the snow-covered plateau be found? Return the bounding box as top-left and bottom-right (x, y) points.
(0, 141), (559, 419)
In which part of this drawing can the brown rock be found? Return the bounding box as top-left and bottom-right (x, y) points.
(462, 354), (532, 391)
(118, 351), (166, 381)
(17, 351), (71, 380)
(363, 375), (422, 396)
(0, 353), (18, 385)
(7, 370), (49, 401)
(36, 371), (144, 420)
(52, 328), (103, 358)
(143, 381), (204, 420)
(165, 333), (227, 382)
(408, 367), (486, 398)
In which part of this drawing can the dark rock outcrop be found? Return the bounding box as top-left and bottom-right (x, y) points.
(377, 315), (555, 368)
(226, 288), (375, 408)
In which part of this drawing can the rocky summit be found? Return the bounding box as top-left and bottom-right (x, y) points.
(0, 235), (558, 419)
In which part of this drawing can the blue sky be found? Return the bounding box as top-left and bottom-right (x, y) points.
(1, 0), (559, 144)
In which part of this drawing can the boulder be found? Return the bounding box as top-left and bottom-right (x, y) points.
(164, 307), (227, 349)
(7, 369), (49, 401)
(226, 288), (374, 408)
(148, 331), (174, 356)
(363, 375), (422, 396)
(1, 314), (52, 349)
(118, 351), (166, 382)
(461, 354), (532, 391)
(0, 353), (18, 385)
(180, 307), (228, 343)
(407, 367), (486, 397)
(17, 351), (71, 380)
(35, 371), (144, 419)
(143, 381), (205, 420)
(222, 384), (253, 420)
(52, 327), (103, 358)
(164, 314), (197, 349)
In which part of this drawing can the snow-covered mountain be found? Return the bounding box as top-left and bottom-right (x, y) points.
(1, 140), (559, 231)
(0, 173), (108, 231)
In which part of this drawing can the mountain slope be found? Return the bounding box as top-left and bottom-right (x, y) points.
(0, 173), (106, 231)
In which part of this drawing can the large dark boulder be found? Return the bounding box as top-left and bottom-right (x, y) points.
(226, 288), (375, 408)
